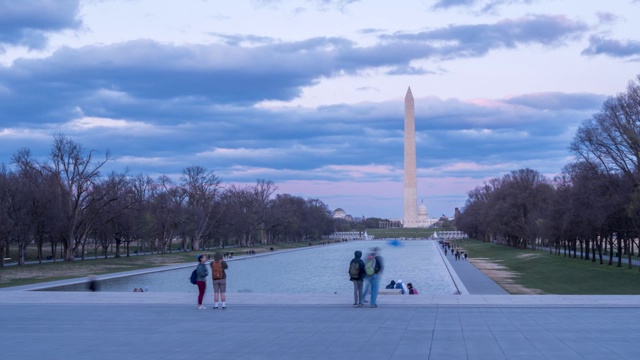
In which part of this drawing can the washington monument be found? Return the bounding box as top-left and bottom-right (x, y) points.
(403, 87), (418, 227)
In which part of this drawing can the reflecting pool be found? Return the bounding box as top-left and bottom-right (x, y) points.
(49, 240), (458, 295)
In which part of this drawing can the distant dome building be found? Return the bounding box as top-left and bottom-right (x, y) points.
(418, 201), (428, 219)
(415, 199), (437, 228)
(333, 208), (347, 219)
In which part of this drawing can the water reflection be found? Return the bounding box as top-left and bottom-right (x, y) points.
(49, 240), (457, 295)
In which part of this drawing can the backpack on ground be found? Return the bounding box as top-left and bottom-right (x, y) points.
(211, 261), (224, 280)
(190, 269), (197, 285)
(348, 260), (360, 278)
(365, 257), (376, 276)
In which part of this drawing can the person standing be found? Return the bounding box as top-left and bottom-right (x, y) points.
(196, 254), (209, 309)
(361, 253), (374, 303)
(348, 250), (365, 307)
(368, 247), (384, 308)
(210, 252), (228, 310)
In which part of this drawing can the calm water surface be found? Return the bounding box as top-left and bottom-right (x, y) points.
(50, 240), (457, 295)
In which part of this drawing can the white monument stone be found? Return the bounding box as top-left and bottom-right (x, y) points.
(403, 88), (438, 228)
(403, 87), (418, 227)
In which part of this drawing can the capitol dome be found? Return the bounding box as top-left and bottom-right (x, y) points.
(418, 200), (428, 219)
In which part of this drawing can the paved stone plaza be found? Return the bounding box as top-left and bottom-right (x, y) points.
(1, 246), (640, 360)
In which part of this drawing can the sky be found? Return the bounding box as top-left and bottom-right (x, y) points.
(1, 0), (639, 220)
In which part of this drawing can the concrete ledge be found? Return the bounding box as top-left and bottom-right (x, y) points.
(1, 291), (640, 307)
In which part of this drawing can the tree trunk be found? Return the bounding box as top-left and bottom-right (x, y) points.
(18, 243), (26, 266)
(626, 238), (632, 269)
(114, 235), (122, 258)
(608, 238), (614, 266)
(597, 237), (604, 264)
(37, 238), (43, 264)
(64, 238), (74, 262)
(81, 238), (88, 261)
(617, 237), (622, 267)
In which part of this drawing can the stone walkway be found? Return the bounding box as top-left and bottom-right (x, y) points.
(2, 243), (640, 359)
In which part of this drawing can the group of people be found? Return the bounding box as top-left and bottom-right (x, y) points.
(193, 245), (422, 309)
(349, 247), (420, 307)
(194, 252), (228, 310)
(441, 241), (468, 260)
(348, 247), (384, 307)
(385, 280), (418, 295)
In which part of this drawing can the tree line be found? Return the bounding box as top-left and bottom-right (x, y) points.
(0, 134), (335, 266)
(455, 75), (640, 269)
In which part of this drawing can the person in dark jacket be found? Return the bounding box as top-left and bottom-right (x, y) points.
(348, 250), (366, 307)
(195, 254), (209, 309)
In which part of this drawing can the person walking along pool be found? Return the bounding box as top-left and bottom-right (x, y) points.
(348, 250), (365, 307)
(210, 252), (228, 309)
(368, 247), (384, 308)
(195, 254), (209, 309)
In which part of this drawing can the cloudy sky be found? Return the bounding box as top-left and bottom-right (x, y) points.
(1, 0), (639, 219)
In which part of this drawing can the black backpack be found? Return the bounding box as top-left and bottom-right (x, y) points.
(348, 260), (360, 278)
(190, 269), (197, 285)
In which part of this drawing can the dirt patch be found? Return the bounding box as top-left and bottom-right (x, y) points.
(468, 257), (544, 294)
(516, 253), (541, 260)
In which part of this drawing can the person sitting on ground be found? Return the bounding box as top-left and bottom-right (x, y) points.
(395, 279), (408, 294)
(407, 283), (418, 295)
(385, 280), (396, 289)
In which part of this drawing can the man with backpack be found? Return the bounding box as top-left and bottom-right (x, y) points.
(348, 250), (365, 307)
(210, 252), (228, 310)
(366, 247), (384, 308)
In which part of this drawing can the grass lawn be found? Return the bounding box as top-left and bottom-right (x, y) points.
(461, 239), (640, 295)
(368, 228), (436, 239)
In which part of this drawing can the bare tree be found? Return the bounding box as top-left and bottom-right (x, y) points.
(571, 75), (640, 267)
(0, 165), (14, 266)
(40, 134), (112, 261)
(180, 166), (223, 251)
(221, 180), (276, 247)
(150, 175), (187, 253)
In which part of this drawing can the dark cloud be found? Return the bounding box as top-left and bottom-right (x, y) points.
(433, 0), (477, 9)
(502, 92), (607, 111)
(433, 0), (536, 13)
(0, 39), (347, 124)
(582, 35), (640, 58)
(1, 14), (588, 126)
(255, 0), (359, 11)
(386, 65), (432, 75)
(8, 92), (597, 182)
(595, 12), (619, 25)
(0, 0), (81, 49)
(480, 0), (535, 13)
(210, 33), (276, 46)
(382, 14), (588, 59)
(358, 28), (385, 35)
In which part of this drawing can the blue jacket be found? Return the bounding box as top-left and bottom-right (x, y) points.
(196, 263), (208, 281)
